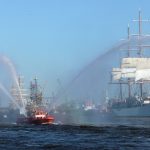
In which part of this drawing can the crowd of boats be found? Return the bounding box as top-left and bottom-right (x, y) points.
(0, 76), (111, 125)
(1, 11), (150, 125)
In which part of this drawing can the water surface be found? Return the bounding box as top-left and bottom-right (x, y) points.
(0, 121), (150, 150)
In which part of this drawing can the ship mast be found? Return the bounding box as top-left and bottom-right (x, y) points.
(30, 77), (43, 106)
(127, 24), (131, 98)
(119, 82), (123, 101)
(139, 10), (143, 97)
(138, 10), (143, 98)
(133, 10), (150, 98)
(127, 24), (130, 57)
(139, 10), (142, 37)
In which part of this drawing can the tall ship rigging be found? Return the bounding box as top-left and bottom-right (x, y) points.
(11, 76), (28, 114)
(108, 11), (150, 117)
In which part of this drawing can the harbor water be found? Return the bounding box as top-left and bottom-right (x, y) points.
(1, 118), (150, 150)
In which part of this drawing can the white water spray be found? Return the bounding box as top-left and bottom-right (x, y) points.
(0, 83), (20, 108)
(0, 55), (26, 115)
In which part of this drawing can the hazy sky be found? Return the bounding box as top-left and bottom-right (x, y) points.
(0, 0), (149, 93)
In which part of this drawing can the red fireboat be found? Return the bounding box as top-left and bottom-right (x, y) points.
(17, 77), (54, 125)
(17, 109), (54, 125)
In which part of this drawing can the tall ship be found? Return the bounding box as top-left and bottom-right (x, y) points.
(108, 11), (150, 117)
(0, 76), (27, 124)
(10, 76), (28, 114)
(17, 77), (54, 124)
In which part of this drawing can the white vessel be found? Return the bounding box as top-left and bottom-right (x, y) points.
(109, 11), (150, 117)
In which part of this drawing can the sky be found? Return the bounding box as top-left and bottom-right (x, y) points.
(0, 0), (149, 94)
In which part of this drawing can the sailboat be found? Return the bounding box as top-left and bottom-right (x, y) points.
(108, 11), (150, 117)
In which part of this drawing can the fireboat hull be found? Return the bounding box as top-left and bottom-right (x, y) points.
(17, 116), (54, 125)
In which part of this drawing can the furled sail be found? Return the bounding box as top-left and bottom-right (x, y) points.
(121, 68), (136, 78)
(112, 58), (150, 81)
(121, 58), (150, 69)
(121, 58), (139, 68)
(112, 68), (121, 80)
(112, 68), (136, 80)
